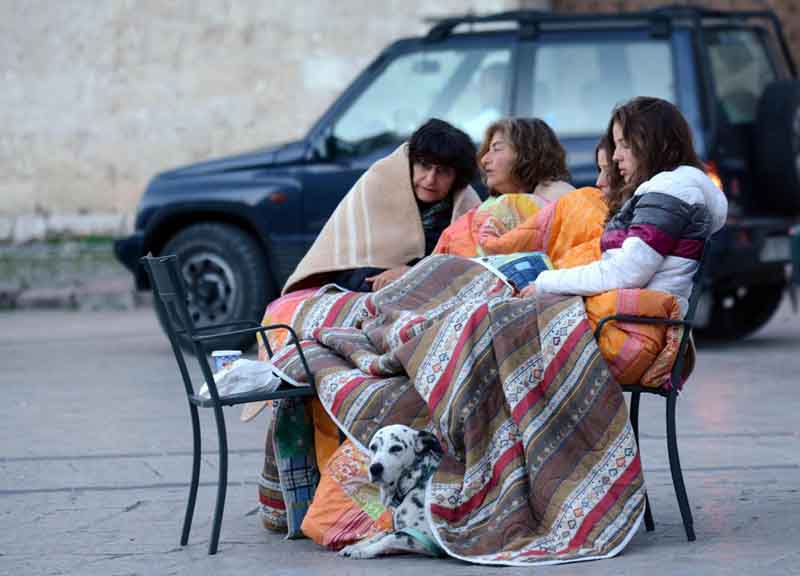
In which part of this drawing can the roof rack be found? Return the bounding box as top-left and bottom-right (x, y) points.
(423, 5), (794, 75)
(424, 10), (548, 42)
(425, 5), (791, 55)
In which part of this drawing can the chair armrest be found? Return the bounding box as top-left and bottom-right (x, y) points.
(193, 322), (297, 344)
(194, 323), (318, 393)
(593, 314), (691, 341)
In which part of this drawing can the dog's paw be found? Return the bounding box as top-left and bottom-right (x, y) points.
(338, 544), (377, 559)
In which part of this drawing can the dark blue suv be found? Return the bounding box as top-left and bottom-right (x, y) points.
(115, 6), (800, 349)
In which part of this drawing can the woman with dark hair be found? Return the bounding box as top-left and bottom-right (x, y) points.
(434, 117), (574, 256)
(248, 118), (480, 468)
(281, 118), (481, 293)
(520, 97), (727, 314)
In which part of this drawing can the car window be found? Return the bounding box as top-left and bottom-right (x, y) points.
(331, 47), (512, 155)
(528, 40), (675, 137)
(706, 29), (776, 124)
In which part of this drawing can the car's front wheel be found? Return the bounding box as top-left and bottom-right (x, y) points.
(159, 222), (273, 352)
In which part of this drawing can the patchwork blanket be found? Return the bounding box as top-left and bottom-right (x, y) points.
(262, 256), (645, 566)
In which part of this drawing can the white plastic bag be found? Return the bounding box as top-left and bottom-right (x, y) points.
(197, 358), (307, 398)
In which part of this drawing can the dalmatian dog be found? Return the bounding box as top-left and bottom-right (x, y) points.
(339, 424), (444, 559)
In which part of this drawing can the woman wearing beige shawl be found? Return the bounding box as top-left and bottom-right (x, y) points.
(282, 118), (481, 294)
(246, 119), (481, 445)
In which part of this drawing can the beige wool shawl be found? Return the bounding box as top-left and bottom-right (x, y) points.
(282, 144), (481, 294)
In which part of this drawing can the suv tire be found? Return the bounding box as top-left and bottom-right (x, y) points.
(754, 80), (800, 212)
(699, 282), (785, 340)
(160, 222), (272, 352)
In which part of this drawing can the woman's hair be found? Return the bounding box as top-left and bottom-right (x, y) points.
(407, 118), (478, 192)
(606, 97), (704, 204)
(595, 135), (626, 216)
(478, 118), (570, 194)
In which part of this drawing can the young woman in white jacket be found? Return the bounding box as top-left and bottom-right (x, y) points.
(520, 97), (728, 316)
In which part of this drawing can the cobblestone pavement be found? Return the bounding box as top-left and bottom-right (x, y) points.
(1, 300), (799, 575)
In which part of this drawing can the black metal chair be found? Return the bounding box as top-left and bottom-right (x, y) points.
(594, 247), (710, 542)
(140, 254), (316, 555)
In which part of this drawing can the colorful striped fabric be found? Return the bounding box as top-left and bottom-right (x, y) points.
(262, 256), (645, 566)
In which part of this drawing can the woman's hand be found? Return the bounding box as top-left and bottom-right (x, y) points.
(366, 266), (411, 291)
(517, 283), (537, 299)
(476, 215), (507, 248)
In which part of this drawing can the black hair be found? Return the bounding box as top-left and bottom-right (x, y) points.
(407, 118), (478, 192)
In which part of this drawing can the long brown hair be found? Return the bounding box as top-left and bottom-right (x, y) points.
(606, 97), (704, 211)
(478, 118), (570, 195)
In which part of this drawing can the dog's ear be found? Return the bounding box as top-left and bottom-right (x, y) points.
(415, 430), (443, 457)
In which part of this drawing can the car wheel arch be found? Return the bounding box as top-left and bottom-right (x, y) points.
(143, 207), (279, 291)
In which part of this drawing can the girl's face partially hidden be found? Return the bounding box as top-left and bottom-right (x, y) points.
(412, 161), (456, 203)
(480, 130), (522, 195)
(595, 148), (611, 196)
(612, 122), (639, 185)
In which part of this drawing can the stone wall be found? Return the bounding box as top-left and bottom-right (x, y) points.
(1, 0), (535, 242)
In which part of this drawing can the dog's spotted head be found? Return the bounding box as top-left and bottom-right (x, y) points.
(367, 425), (442, 490)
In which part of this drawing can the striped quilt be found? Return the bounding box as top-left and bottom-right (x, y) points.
(264, 255), (645, 566)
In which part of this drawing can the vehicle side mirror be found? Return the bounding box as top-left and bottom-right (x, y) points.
(309, 128), (337, 161)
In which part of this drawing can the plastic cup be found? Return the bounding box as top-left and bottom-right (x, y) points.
(211, 350), (242, 372)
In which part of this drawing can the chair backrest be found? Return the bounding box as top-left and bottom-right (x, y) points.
(669, 241), (711, 389)
(140, 255), (219, 401)
(682, 244), (711, 328)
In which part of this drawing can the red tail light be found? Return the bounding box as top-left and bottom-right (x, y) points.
(704, 161), (724, 193)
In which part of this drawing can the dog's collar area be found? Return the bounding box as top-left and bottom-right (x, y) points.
(395, 526), (446, 557)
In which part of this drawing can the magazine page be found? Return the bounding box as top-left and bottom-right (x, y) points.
(471, 252), (553, 291)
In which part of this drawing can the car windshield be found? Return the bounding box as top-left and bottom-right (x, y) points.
(706, 28), (777, 124)
(527, 39), (676, 137)
(331, 46), (512, 155)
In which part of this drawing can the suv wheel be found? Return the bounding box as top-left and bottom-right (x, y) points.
(755, 80), (800, 212)
(160, 222), (273, 352)
(698, 282), (785, 340)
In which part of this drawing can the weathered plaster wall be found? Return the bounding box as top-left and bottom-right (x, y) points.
(1, 0), (530, 239)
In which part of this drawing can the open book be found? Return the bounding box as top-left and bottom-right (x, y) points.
(472, 251), (553, 291)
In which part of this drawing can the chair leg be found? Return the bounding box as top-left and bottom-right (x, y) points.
(666, 392), (696, 541)
(208, 406), (229, 555)
(181, 404), (202, 546)
(629, 391), (655, 532)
